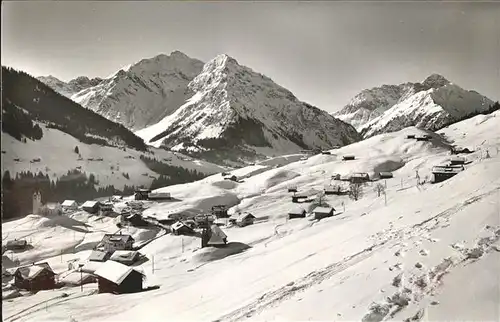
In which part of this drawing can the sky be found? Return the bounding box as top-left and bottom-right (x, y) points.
(2, 1), (499, 112)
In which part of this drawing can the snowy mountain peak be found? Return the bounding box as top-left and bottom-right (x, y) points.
(422, 73), (450, 88)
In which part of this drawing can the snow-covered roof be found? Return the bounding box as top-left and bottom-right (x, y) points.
(88, 250), (110, 262)
(62, 200), (77, 206)
(313, 207), (335, 214)
(208, 225), (228, 245)
(61, 271), (94, 285)
(110, 250), (139, 262)
(288, 208), (306, 215)
(15, 262), (54, 280)
(432, 165), (464, 174)
(6, 239), (27, 247)
(351, 172), (369, 178)
(101, 233), (134, 243)
(80, 261), (103, 274)
(94, 260), (141, 285)
(171, 221), (190, 231)
(81, 200), (99, 208)
(231, 213), (255, 222)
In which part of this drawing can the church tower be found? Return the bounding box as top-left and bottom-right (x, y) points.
(32, 191), (42, 215)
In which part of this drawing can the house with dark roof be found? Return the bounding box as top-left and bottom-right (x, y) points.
(211, 205), (229, 218)
(432, 165), (465, 183)
(171, 221), (194, 236)
(81, 200), (100, 214)
(134, 189), (151, 200)
(350, 173), (370, 184)
(94, 260), (144, 294)
(342, 155), (356, 161)
(99, 233), (135, 252)
(14, 262), (56, 292)
(378, 172), (393, 179)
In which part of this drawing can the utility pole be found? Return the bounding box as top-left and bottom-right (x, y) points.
(385, 179), (387, 188)
(401, 178), (403, 189)
(384, 191), (387, 206)
(152, 255), (154, 274)
(181, 237), (184, 253)
(342, 201), (345, 213)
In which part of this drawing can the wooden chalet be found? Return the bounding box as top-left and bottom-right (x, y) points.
(342, 155), (356, 161)
(350, 173), (370, 184)
(61, 200), (78, 210)
(288, 208), (307, 219)
(324, 185), (342, 195)
(224, 175), (238, 182)
(134, 189), (151, 200)
(312, 207), (335, 220)
(88, 250), (112, 262)
(6, 239), (28, 251)
(81, 200), (100, 214)
(99, 233), (134, 252)
(416, 135), (431, 141)
(171, 221), (194, 236)
(202, 225), (228, 248)
(14, 262), (56, 292)
(292, 193), (308, 203)
(321, 151), (332, 155)
(406, 134), (416, 139)
(211, 205), (229, 218)
(432, 165), (464, 183)
(378, 172), (394, 179)
(229, 213), (256, 227)
(194, 214), (216, 228)
(94, 260), (144, 294)
(109, 250), (141, 266)
(450, 146), (473, 155)
(287, 185), (298, 193)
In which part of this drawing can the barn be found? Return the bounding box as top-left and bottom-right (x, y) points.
(449, 156), (466, 165)
(94, 260), (144, 294)
(378, 172), (394, 179)
(211, 205), (229, 218)
(61, 200), (78, 211)
(134, 189), (151, 200)
(287, 185), (298, 193)
(171, 221), (194, 236)
(432, 165), (465, 183)
(109, 251), (141, 266)
(350, 173), (370, 184)
(288, 208), (307, 219)
(6, 239), (28, 251)
(147, 191), (171, 200)
(14, 262), (56, 292)
(229, 213), (256, 227)
(88, 250), (112, 262)
(81, 200), (100, 214)
(60, 271), (96, 287)
(99, 233), (135, 252)
(342, 155), (356, 161)
(202, 225), (228, 248)
(313, 207), (335, 220)
(324, 185), (342, 195)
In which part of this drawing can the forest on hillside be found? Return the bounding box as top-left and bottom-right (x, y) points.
(1, 66), (147, 151)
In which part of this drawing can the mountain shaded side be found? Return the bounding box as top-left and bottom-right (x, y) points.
(69, 51), (205, 130)
(136, 54), (362, 165)
(2, 66), (146, 151)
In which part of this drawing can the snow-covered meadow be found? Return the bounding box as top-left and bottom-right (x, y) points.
(2, 111), (499, 321)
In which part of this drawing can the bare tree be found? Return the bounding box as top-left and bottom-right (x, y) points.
(374, 182), (385, 197)
(349, 182), (364, 201)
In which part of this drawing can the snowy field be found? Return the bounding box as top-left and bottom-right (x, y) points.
(2, 111), (500, 321)
(1, 125), (226, 190)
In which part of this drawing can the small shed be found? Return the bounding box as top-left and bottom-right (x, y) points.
(416, 135), (431, 141)
(99, 233), (135, 252)
(171, 221), (194, 236)
(60, 271), (96, 286)
(39, 203), (63, 216)
(14, 262), (56, 292)
(321, 151), (332, 155)
(81, 200), (100, 214)
(378, 172), (394, 179)
(109, 250), (141, 266)
(134, 189), (151, 200)
(229, 213), (256, 227)
(324, 185), (342, 195)
(194, 214), (216, 228)
(125, 213), (149, 227)
(61, 200), (78, 210)
(88, 250), (112, 262)
(313, 207), (335, 220)
(147, 191), (171, 200)
(94, 260), (143, 294)
(350, 173), (370, 184)
(212, 205), (229, 218)
(288, 208), (307, 219)
(99, 202), (114, 212)
(406, 134), (416, 139)
(342, 155), (356, 161)
(6, 239), (28, 251)
(224, 175), (238, 182)
(287, 185), (298, 193)
(432, 165), (464, 183)
(292, 194), (308, 203)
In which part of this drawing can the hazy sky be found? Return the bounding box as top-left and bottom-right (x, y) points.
(2, 1), (499, 112)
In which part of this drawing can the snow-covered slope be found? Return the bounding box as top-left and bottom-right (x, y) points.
(336, 74), (493, 136)
(136, 54), (361, 163)
(1, 126), (225, 191)
(70, 51), (204, 130)
(37, 75), (103, 98)
(3, 110), (499, 322)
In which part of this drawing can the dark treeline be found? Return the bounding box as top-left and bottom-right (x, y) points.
(1, 66), (146, 151)
(441, 101), (500, 129)
(140, 155), (206, 189)
(1, 170), (139, 220)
